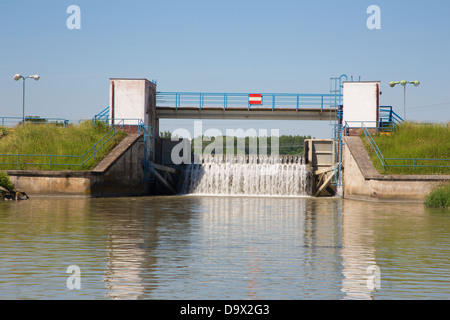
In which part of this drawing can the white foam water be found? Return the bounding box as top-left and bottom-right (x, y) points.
(179, 156), (312, 196)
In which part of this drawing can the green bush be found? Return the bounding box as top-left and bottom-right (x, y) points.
(93, 120), (108, 132)
(0, 171), (15, 191)
(0, 126), (9, 139)
(425, 184), (450, 209)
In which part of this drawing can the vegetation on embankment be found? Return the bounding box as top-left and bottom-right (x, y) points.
(0, 121), (126, 171)
(0, 170), (14, 191)
(425, 184), (450, 209)
(363, 122), (450, 175)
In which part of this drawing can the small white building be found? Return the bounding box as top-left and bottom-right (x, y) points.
(109, 78), (158, 133)
(342, 81), (380, 131)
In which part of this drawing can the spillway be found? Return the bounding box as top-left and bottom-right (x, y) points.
(179, 155), (312, 196)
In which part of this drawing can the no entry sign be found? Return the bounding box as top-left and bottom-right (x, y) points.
(249, 94), (262, 105)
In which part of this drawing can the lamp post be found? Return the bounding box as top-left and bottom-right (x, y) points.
(14, 74), (40, 123)
(389, 80), (420, 120)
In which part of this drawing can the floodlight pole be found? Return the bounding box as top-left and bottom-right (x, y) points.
(14, 74), (40, 123)
(22, 78), (26, 123)
(389, 80), (420, 121)
(403, 85), (406, 120)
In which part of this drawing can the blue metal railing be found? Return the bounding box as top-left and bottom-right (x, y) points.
(0, 116), (69, 127)
(330, 74), (347, 111)
(92, 106), (110, 125)
(379, 106), (403, 131)
(81, 119), (126, 166)
(383, 158), (450, 170)
(330, 75), (346, 188)
(344, 120), (397, 134)
(108, 118), (146, 132)
(332, 122), (347, 188)
(105, 118), (155, 181)
(359, 123), (387, 170)
(156, 92), (342, 111)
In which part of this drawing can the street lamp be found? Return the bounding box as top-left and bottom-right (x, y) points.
(14, 74), (40, 123)
(389, 80), (420, 120)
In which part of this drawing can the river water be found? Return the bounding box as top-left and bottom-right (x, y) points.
(0, 195), (449, 300)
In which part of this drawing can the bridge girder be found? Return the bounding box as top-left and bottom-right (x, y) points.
(156, 107), (338, 121)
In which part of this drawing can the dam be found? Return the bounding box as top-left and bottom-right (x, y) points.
(4, 75), (448, 200)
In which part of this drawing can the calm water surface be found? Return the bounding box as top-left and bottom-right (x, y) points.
(0, 195), (449, 300)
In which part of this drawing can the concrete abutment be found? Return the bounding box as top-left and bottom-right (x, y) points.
(7, 134), (155, 198)
(342, 136), (450, 202)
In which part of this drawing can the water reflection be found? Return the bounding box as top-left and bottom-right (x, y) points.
(339, 200), (450, 300)
(340, 200), (379, 300)
(193, 197), (313, 300)
(144, 196), (345, 299)
(98, 197), (195, 299)
(0, 196), (449, 299)
(0, 197), (100, 299)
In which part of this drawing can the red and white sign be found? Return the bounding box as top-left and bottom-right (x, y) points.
(249, 94), (262, 105)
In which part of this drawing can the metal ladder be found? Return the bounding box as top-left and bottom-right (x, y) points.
(330, 75), (347, 189)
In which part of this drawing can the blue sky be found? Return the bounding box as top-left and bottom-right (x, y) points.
(1, 0), (449, 138)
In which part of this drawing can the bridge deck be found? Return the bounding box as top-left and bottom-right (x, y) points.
(156, 107), (338, 120)
(155, 92), (341, 120)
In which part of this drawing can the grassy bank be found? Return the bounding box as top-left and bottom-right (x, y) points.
(0, 121), (126, 171)
(363, 122), (450, 175)
(425, 184), (450, 209)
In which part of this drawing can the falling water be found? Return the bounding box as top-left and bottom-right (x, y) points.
(179, 155), (312, 196)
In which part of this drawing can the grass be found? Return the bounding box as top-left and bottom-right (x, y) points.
(0, 121), (126, 171)
(425, 184), (450, 209)
(363, 122), (450, 175)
